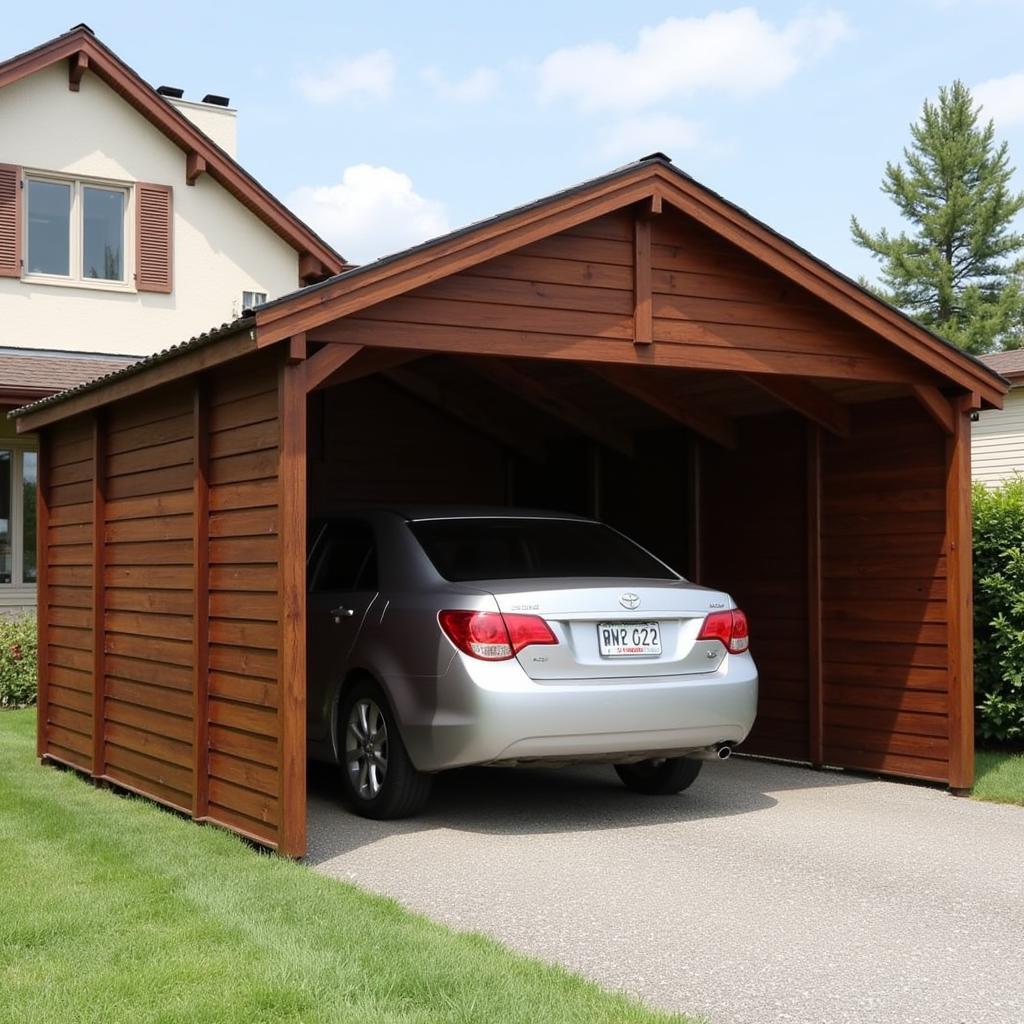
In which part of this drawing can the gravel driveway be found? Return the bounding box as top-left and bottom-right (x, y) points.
(307, 757), (1024, 1024)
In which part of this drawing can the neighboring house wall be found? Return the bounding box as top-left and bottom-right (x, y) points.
(0, 63), (298, 355)
(973, 385), (1024, 486)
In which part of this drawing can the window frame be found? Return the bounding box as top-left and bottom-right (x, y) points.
(22, 169), (134, 293)
(0, 439), (40, 595)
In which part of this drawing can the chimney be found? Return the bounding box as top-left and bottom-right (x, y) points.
(166, 93), (238, 158)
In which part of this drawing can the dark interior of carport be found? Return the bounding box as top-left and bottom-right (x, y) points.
(18, 157), (1006, 857)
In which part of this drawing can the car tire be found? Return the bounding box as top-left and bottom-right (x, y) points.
(337, 679), (432, 819)
(614, 756), (702, 795)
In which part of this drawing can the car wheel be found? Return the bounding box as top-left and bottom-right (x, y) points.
(338, 680), (432, 819)
(614, 756), (702, 795)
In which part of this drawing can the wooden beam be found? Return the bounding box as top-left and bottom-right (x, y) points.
(35, 432), (50, 759)
(299, 253), (328, 285)
(288, 333), (307, 364)
(17, 330), (256, 433)
(191, 385), (211, 821)
(912, 384), (955, 435)
(633, 212), (653, 345)
(807, 423), (824, 767)
(466, 358), (634, 457)
(744, 374), (851, 436)
(68, 51), (88, 91)
(186, 150), (207, 186)
(648, 193), (663, 216)
(302, 342), (363, 393)
(91, 412), (106, 778)
(592, 364), (737, 450)
(385, 364), (548, 463)
(310, 346), (423, 391)
(277, 357), (307, 857)
(946, 406), (974, 791)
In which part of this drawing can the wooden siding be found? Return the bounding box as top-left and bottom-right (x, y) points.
(700, 414), (810, 762)
(972, 385), (1024, 486)
(821, 399), (950, 782)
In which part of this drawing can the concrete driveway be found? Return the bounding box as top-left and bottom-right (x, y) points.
(307, 757), (1024, 1024)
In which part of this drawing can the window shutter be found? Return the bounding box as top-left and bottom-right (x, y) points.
(0, 164), (21, 278)
(135, 182), (172, 293)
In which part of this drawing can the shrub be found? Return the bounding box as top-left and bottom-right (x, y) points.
(0, 614), (37, 709)
(973, 477), (1024, 744)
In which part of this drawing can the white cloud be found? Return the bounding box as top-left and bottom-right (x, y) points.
(423, 66), (500, 102)
(287, 164), (450, 264)
(295, 50), (395, 104)
(538, 7), (850, 112)
(974, 71), (1024, 126)
(601, 113), (702, 159)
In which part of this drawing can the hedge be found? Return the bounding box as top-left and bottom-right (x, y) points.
(0, 613), (38, 709)
(973, 477), (1024, 745)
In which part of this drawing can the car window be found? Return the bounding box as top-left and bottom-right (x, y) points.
(311, 520), (377, 593)
(408, 518), (677, 582)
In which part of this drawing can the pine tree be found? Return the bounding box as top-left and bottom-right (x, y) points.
(851, 80), (1024, 354)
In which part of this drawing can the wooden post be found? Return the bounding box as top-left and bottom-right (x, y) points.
(806, 423), (824, 767)
(633, 212), (653, 345)
(946, 403), (975, 791)
(688, 435), (702, 583)
(191, 385), (211, 819)
(277, 357), (308, 857)
(91, 412), (106, 777)
(36, 431), (50, 760)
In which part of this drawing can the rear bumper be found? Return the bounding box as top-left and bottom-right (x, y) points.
(399, 653), (759, 772)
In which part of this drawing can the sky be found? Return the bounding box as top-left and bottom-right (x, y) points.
(9, 1), (1024, 277)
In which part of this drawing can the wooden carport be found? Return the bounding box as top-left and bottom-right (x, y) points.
(16, 155), (1008, 857)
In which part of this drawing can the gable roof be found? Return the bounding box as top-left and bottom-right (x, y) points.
(252, 154), (1007, 408)
(0, 24), (346, 282)
(979, 349), (1024, 383)
(12, 155), (1012, 428)
(0, 347), (137, 405)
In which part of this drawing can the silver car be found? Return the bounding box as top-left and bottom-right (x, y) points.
(307, 508), (758, 818)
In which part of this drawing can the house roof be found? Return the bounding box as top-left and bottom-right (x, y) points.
(11, 155), (1012, 427)
(0, 24), (346, 282)
(0, 347), (137, 405)
(979, 349), (1024, 382)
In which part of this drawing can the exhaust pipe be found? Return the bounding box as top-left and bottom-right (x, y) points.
(691, 743), (734, 761)
(716, 743), (732, 760)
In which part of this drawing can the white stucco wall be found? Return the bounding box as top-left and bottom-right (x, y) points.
(168, 97), (237, 158)
(973, 385), (1024, 486)
(0, 64), (299, 356)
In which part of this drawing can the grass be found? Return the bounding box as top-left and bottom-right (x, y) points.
(0, 709), (688, 1024)
(973, 748), (1024, 807)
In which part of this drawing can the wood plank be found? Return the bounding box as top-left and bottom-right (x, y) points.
(105, 610), (193, 642)
(208, 418), (279, 459)
(209, 565), (280, 592)
(208, 723), (278, 768)
(105, 677), (193, 718)
(911, 384), (955, 435)
(102, 765), (191, 813)
(209, 618), (278, 650)
(208, 751), (278, 797)
(104, 633), (193, 667)
(105, 490), (194, 522)
(208, 697), (279, 738)
(105, 411), (193, 456)
(105, 654), (192, 691)
(946, 407), (974, 789)
(104, 588), (195, 615)
(208, 777), (278, 826)
(193, 384), (211, 821)
(208, 672), (279, 709)
(105, 540), (193, 565)
(209, 536), (279, 565)
(105, 565), (193, 589)
(277, 356), (306, 857)
(104, 514), (193, 543)
(208, 507), (278, 538)
(208, 449), (279, 487)
(105, 436), (193, 478)
(104, 463), (193, 501)
(208, 478), (279, 513)
(105, 698), (192, 744)
(104, 743), (193, 796)
(633, 212), (652, 344)
(105, 719), (191, 769)
(208, 643), (279, 680)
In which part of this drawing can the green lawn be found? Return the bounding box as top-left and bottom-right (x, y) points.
(0, 709), (687, 1024)
(973, 749), (1024, 807)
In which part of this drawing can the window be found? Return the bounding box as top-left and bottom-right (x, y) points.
(0, 447), (38, 588)
(311, 521), (377, 593)
(24, 173), (129, 287)
(242, 290), (268, 311)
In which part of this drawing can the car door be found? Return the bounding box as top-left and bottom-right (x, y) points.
(306, 519), (380, 745)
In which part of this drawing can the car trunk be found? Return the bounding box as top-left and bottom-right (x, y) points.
(479, 579), (731, 680)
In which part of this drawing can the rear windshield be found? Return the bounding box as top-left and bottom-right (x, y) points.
(409, 518), (678, 582)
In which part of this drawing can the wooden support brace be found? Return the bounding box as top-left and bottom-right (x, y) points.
(288, 333), (307, 364)
(311, 346), (423, 391)
(186, 150), (207, 186)
(912, 384), (955, 435)
(744, 374), (851, 437)
(301, 342), (363, 393)
(68, 51), (88, 91)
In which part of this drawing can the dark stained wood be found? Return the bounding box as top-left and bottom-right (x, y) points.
(807, 424), (823, 766)
(302, 342), (363, 393)
(946, 406), (974, 789)
(633, 211), (652, 344)
(912, 384), (955, 435)
(91, 413), (106, 776)
(36, 431), (50, 759)
(744, 374), (851, 436)
(277, 357), (307, 857)
(192, 385), (211, 819)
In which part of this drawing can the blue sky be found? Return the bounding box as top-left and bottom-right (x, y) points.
(10, 2), (1024, 275)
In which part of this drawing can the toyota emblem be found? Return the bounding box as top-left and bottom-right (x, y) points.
(619, 592), (641, 610)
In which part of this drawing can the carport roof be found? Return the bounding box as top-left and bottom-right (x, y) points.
(11, 154), (1010, 429)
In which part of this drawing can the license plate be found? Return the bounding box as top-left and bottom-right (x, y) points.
(598, 622), (662, 657)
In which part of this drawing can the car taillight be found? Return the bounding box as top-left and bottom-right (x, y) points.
(438, 610), (557, 661)
(697, 608), (750, 654)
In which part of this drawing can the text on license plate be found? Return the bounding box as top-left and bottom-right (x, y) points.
(598, 622), (662, 657)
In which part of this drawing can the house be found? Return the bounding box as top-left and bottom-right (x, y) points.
(0, 25), (346, 607)
(973, 350), (1024, 485)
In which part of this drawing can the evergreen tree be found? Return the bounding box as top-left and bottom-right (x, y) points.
(851, 80), (1024, 354)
